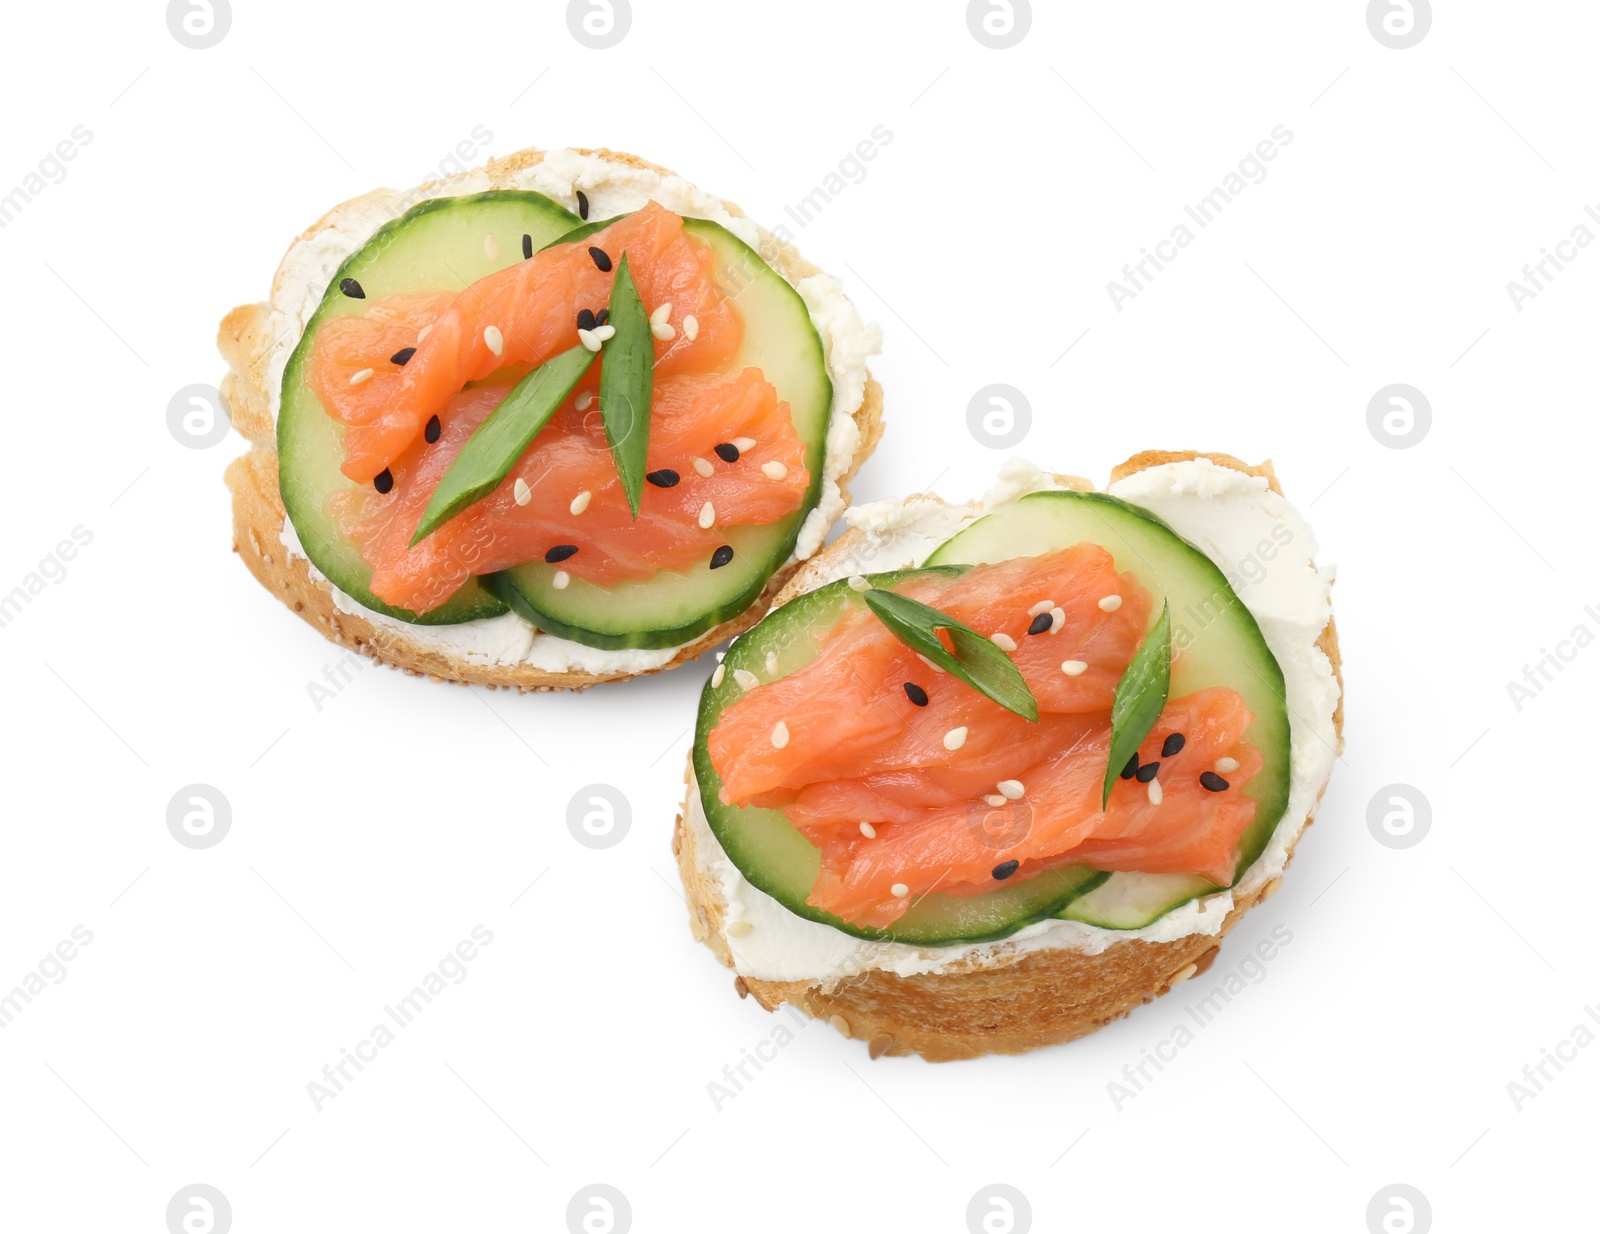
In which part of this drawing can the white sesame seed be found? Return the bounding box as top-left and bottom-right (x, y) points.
(1061, 659), (1088, 676)
(1215, 757), (1240, 774)
(569, 490), (592, 515)
(859, 821), (876, 839)
(484, 234), (500, 261)
(484, 325), (504, 356)
(575, 390), (594, 411)
(733, 669), (760, 691)
(984, 794), (1006, 808)
(552, 570), (570, 590)
(732, 436), (756, 451)
(692, 457), (715, 478)
(726, 919), (753, 937)
(991, 632), (1017, 652)
(761, 460), (789, 480)
(1098, 594), (1123, 612)
(651, 320), (676, 341)
(847, 574), (870, 592)
(1050, 606), (1066, 633)
(771, 721), (790, 749)
(765, 652), (778, 675)
(1172, 962), (1198, 983)
(683, 314), (699, 340)
(890, 883), (910, 898)
(698, 501), (716, 529)
(711, 664), (725, 687)
(997, 779), (1025, 800)
(1147, 779), (1164, 805)
(943, 726), (968, 751)
(349, 368), (374, 386)
(578, 325), (613, 352)
(1028, 600), (1054, 616)
(513, 477), (531, 506)
(650, 302), (673, 326)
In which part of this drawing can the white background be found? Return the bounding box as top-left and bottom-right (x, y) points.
(2, 1), (1595, 1231)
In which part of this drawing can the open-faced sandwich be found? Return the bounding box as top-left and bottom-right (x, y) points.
(675, 451), (1342, 1060)
(220, 147), (881, 688)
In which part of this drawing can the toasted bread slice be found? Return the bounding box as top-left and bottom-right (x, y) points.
(220, 146), (883, 690)
(674, 451), (1342, 1060)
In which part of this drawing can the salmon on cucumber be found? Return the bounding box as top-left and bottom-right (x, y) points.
(274, 186), (845, 650)
(693, 485), (1293, 945)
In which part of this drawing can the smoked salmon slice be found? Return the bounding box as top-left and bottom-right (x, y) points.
(326, 367), (810, 612)
(310, 202), (741, 483)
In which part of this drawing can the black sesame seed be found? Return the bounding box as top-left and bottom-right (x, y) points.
(390, 346), (417, 366)
(577, 308), (597, 332)
(903, 682), (929, 707)
(710, 545), (735, 570)
(992, 860), (1020, 881)
(1199, 771), (1230, 793)
(646, 469), (680, 488)
(544, 544), (579, 564)
(714, 442), (741, 463)
(522, 233), (533, 260)
(595, 308), (609, 327)
(1162, 733), (1186, 758)
(339, 277), (365, 299)
(1027, 612), (1053, 636)
(588, 246), (612, 272)
(373, 468), (394, 494)
(424, 415), (441, 444)
(576, 189), (590, 220)
(1135, 761), (1160, 783)
(1120, 754), (1140, 781)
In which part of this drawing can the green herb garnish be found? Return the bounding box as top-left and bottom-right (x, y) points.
(597, 252), (653, 518)
(862, 587), (1039, 721)
(1102, 601), (1172, 807)
(408, 343), (595, 546)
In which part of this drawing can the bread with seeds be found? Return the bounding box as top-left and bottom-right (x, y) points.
(674, 451), (1342, 1061)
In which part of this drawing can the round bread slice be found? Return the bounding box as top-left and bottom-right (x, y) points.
(674, 451), (1342, 1060)
(220, 146), (884, 690)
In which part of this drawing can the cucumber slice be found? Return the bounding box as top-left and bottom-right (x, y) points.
(693, 569), (1108, 947)
(925, 490), (1292, 923)
(1057, 872), (1218, 930)
(277, 190), (581, 624)
(488, 217), (834, 650)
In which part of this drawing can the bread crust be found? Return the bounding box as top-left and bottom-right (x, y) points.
(220, 146), (883, 690)
(673, 451), (1343, 1060)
